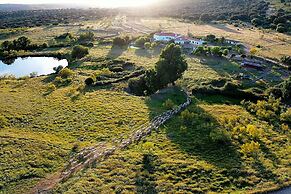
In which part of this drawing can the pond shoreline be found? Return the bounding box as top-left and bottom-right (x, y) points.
(0, 56), (68, 78)
(0, 51), (69, 61)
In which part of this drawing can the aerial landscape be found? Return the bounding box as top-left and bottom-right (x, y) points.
(0, 0), (290, 193)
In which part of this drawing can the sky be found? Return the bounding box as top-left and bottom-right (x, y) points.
(0, 0), (159, 7)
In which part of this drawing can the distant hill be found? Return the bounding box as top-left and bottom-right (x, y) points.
(0, 4), (88, 11)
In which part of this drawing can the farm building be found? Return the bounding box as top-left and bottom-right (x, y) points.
(153, 32), (205, 46)
(153, 32), (180, 41)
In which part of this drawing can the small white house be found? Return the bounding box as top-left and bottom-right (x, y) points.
(153, 32), (181, 42)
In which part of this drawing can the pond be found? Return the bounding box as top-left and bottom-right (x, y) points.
(0, 57), (68, 78)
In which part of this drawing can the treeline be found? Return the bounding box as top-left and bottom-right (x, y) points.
(125, 0), (290, 34)
(170, 0), (290, 34)
(0, 36), (47, 52)
(0, 8), (116, 29)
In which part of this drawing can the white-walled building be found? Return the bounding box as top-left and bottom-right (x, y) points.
(153, 32), (205, 47)
(153, 32), (181, 42)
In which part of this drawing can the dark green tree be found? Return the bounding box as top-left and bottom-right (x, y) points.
(1, 40), (13, 51)
(155, 43), (188, 86)
(13, 36), (31, 50)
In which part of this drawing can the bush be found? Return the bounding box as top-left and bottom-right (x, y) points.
(53, 65), (64, 74)
(280, 56), (291, 67)
(128, 76), (147, 96)
(78, 31), (94, 42)
(210, 128), (231, 145)
(0, 115), (8, 128)
(280, 108), (291, 123)
(42, 43), (48, 48)
(71, 45), (89, 59)
(180, 109), (195, 125)
(163, 99), (175, 110)
(46, 83), (56, 93)
(240, 141), (260, 156)
(245, 124), (263, 139)
(59, 68), (75, 78)
(112, 37), (129, 47)
(135, 37), (150, 47)
(244, 96), (282, 122)
(144, 42), (151, 50)
(85, 77), (95, 86)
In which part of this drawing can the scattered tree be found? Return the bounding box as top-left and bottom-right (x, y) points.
(71, 45), (89, 59)
(155, 43), (188, 87)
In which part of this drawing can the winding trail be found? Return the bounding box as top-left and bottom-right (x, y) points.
(33, 92), (192, 194)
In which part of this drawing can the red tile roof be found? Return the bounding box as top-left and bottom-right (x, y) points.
(154, 32), (180, 37)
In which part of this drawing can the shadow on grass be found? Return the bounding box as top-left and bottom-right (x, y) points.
(145, 87), (188, 119)
(253, 157), (279, 182)
(199, 56), (242, 78)
(134, 49), (152, 58)
(135, 154), (158, 194)
(68, 84), (113, 102)
(144, 89), (243, 169)
(209, 23), (242, 34)
(107, 46), (127, 59)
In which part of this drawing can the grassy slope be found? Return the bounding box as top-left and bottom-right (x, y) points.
(52, 97), (291, 193)
(0, 20), (290, 193)
(0, 75), (186, 193)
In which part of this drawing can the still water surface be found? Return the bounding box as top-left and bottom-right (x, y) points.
(0, 57), (68, 77)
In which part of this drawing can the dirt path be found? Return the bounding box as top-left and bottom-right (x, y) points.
(33, 92), (192, 194)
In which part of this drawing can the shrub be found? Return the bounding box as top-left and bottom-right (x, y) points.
(112, 37), (129, 47)
(46, 83), (56, 93)
(210, 128), (231, 144)
(59, 68), (75, 78)
(78, 31), (94, 42)
(42, 43), (48, 48)
(280, 56), (291, 66)
(71, 45), (89, 59)
(0, 115), (8, 128)
(280, 108), (291, 123)
(250, 47), (258, 55)
(30, 72), (38, 78)
(144, 42), (151, 50)
(53, 65), (64, 74)
(72, 143), (80, 153)
(281, 124), (289, 132)
(135, 36), (150, 47)
(128, 76), (147, 96)
(240, 141), (260, 156)
(244, 96), (282, 122)
(180, 109), (195, 125)
(85, 77), (95, 86)
(163, 99), (175, 110)
(246, 124), (263, 138)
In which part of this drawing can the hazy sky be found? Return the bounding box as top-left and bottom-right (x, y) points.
(0, 0), (159, 7)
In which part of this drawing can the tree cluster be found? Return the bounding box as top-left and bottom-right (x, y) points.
(193, 46), (230, 57)
(112, 36), (130, 47)
(0, 9), (116, 29)
(129, 43), (188, 95)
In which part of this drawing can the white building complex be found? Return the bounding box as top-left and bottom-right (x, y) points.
(153, 32), (205, 48)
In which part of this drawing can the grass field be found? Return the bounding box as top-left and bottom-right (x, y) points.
(0, 16), (290, 193)
(0, 75), (187, 193)
(52, 96), (291, 193)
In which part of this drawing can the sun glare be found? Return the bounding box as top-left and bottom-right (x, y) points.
(96, 0), (158, 8)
